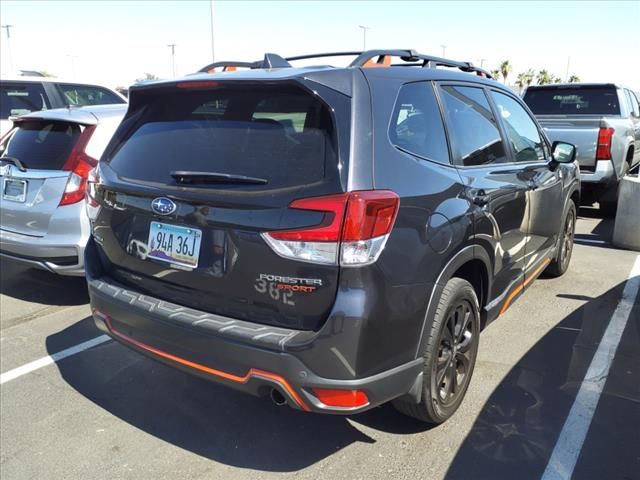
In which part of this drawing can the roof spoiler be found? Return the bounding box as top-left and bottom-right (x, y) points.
(197, 49), (493, 79)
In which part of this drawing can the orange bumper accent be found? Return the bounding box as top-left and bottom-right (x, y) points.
(97, 312), (311, 412)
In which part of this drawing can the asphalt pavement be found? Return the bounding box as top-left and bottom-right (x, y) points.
(1, 208), (638, 480)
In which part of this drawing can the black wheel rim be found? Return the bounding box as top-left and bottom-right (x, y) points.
(560, 209), (575, 270)
(435, 300), (476, 407)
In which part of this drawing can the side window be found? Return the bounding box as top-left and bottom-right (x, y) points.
(625, 89), (640, 117)
(389, 82), (449, 164)
(438, 85), (507, 166)
(491, 91), (546, 162)
(57, 84), (125, 106)
(0, 82), (50, 119)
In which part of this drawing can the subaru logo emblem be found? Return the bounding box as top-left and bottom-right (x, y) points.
(151, 197), (177, 216)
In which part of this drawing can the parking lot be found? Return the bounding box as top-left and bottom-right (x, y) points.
(0, 209), (638, 480)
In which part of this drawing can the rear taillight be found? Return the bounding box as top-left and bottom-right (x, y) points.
(59, 125), (98, 206)
(262, 190), (400, 266)
(85, 165), (101, 221)
(596, 127), (614, 161)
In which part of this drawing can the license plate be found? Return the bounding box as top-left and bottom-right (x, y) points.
(2, 178), (27, 202)
(147, 222), (202, 269)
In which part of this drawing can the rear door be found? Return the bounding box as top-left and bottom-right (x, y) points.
(488, 89), (564, 272)
(0, 120), (82, 236)
(95, 81), (350, 331)
(438, 83), (529, 303)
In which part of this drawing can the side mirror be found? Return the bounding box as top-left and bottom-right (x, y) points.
(551, 141), (576, 164)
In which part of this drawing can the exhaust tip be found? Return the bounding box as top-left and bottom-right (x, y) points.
(270, 388), (287, 406)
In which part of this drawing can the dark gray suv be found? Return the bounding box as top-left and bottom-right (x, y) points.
(85, 50), (579, 424)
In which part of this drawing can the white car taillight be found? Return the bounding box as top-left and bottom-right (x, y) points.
(262, 191), (400, 267)
(59, 125), (98, 206)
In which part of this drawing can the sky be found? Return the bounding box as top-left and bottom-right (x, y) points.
(0, 0), (638, 89)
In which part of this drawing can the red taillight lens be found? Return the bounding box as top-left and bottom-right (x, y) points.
(342, 191), (400, 241)
(267, 193), (349, 242)
(59, 125), (97, 206)
(262, 190), (400, 266)
(312, 388), (370, 408)
(596, 127), (614, 160)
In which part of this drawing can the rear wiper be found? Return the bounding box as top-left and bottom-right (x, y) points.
(170, 171), (268, 185)
(0, 156), (27, 172)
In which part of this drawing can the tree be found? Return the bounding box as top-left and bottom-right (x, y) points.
(568, 74), (580, 83)
(537, 69), (552, 85)
(136, 72), (160, 82)
(515, 72), (528, 91)
(525, 69), (535, 86)
(490, 69), (501, 81)
(552, 76), (563, 84)
(499, 60), (512, 84)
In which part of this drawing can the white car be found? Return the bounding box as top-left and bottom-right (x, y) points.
(0, 76), (127, 138)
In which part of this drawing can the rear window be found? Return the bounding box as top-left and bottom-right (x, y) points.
(524, 87), (620, 115)
(0, 83), (50, 119)
(57, 84), (125, 106)
(1, 121), (80, 170)
(107, 85), (336, 189)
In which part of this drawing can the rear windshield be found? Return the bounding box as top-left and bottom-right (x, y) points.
(107, 85), (336, 189)
(1, 121), (80, 170)
(0, 83), (50, 119)
(524, 87), (620, 115)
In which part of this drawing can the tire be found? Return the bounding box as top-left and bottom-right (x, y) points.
(546, 200), (576, 277)
(393, 278), (480, 424)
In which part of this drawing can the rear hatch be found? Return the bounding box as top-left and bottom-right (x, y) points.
(523, 85), (620, 170)
(93, 80), (351, 331)
(0, 117), (96, 237)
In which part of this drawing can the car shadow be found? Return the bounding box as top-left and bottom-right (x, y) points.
(445, 278), (639, 480)
(46, 317), (434, 472)
(0, 260), (88, 306)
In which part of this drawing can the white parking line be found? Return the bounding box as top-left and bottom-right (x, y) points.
(541, 254), (640, 480)
(0, 335), (111, 385)
(574, 238), (608, 245)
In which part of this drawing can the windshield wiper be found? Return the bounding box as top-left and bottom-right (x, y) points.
(0, 156), (27, 172)
(170, 171), (268, 185)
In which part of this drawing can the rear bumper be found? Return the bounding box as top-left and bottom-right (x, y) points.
(580, 160), (615, 185)
(0, 229), (87, 276)
(0, 201), (89, 276)
(86, 248), (423, 414)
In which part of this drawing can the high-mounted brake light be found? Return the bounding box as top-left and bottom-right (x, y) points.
(176, 81), (220, 89)
(596, 127), (614, 161)
(59, 125), (97, 206)
(262, 190), (400, 266)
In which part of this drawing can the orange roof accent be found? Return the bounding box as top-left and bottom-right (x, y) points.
(363, 55), (391, 68)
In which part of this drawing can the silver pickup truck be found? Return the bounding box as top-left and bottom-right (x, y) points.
(523, 83), (640, 215)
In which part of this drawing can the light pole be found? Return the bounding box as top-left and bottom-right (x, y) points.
(168, 43), (176, 77)
(209, 0), (215, 62)
(358, 25), (371, 50)
(440, 44), (447, 57)
(1, 24), (14, 73)
(66, 54), (78, 79)
(479, 58), (486, 68)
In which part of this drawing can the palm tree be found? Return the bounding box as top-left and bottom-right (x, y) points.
(515, 72), (528, 92)
(568, 74), (580, 83)
(499, 60), (512, 84)
(552, 76), (563, 84)
(537, 69), (552, 85)
(490, 69), (501, 81)
(525, 69), (535, 86)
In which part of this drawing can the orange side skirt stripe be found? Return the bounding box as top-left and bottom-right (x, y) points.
(499, 257), (551, 316)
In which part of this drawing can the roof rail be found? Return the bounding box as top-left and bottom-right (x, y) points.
(196, 49), (493, 79)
